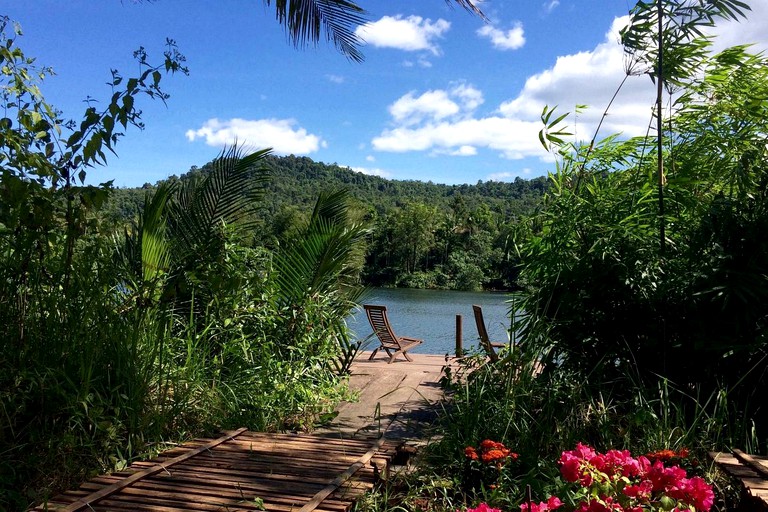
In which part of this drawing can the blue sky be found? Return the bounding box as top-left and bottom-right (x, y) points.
(5, 1), (768, 187)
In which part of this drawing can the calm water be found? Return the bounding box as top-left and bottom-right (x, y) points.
(348, 288), (514, 355)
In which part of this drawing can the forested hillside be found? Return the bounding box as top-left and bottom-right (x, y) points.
(106, 154), (548, 290)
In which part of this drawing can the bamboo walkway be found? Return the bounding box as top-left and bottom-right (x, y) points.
(711, 450), (768, 510)
(29, 353), (452, 512)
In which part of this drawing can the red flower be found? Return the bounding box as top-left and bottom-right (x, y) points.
(480, 439), (504, 451)
(622, 479), (652, 500)
(465, 446), (479, 460)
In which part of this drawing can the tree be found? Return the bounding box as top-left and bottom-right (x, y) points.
(0, 15), (188, 349)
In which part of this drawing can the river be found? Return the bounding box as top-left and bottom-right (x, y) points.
(348, 287), (515, 355)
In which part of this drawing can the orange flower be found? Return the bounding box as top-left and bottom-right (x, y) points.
(467, 439), (518, 466)
(645, 448), (689, 463)
(481, 449), (507, 463)
(480, 439), (501, 451)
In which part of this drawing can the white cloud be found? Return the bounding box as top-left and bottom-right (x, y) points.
(487, 171), (515, 181)
(452, 83), (484, 111)
(477, 22), (526, 51)
(326, 74), (345, 84)
(445, 145), (478, 156)
(543, 1), (559, 14)
(374, 81), (542, 159)
(498, 16), (655, 141)
(355, 15), (450, 55)
(387, 83), (484, 127)
(373, 117), (543, 159)
(351, 166), (391, 178)
(390, 90), (460, 126)
(366, 155), (375, 162)
(371, 10), (768, 163)
(185, 118), (325, 155)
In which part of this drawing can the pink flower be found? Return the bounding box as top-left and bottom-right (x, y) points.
(554, 444), (714, 512)
(520, 496), (563, 512)
(622, 479), (652, 500)
(647, 460), (687, 492)
(667, 476), (715, 511)
(559, 452), (583, 482)
(466, 503), (502, 512)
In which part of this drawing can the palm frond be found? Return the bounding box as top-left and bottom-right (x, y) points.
(167, 145), (271, 262)
(265, 0), (368, 62)
(140, 181), (176, 284)
(273, 188), (367, 303)
(445, 0), (487, 21)
(264, 0), (486, 62)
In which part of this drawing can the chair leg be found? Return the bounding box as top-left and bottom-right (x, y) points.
(388, 351), (398, 364)
(403, 351), (414, 362)
(369, 347), (379, 360)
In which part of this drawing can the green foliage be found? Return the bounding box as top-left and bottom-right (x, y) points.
(0, 22), (362, 509)
(517, 38), (768, 453)
(270, 189), (369, 374)
(621, 0), (749, 86)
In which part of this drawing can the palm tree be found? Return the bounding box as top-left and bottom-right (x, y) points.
(263, 0), (485, 62)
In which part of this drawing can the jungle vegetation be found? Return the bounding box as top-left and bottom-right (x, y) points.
(104, 156), (548, 292)
(3, 0), (768, 510)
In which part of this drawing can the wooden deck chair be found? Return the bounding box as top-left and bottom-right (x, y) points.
(364, 304), (423, 363)
(472, 304), (507, 363)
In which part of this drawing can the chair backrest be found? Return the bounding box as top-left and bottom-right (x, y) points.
(472, 304), (499, 362)
(364, 305), (402, 349)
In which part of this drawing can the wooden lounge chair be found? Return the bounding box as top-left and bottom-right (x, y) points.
(472, 304), (507, 362)
(364, 304), (423, 363)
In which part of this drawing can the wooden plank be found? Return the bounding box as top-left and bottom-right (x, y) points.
(80, 484), (346, 512)
(84, 472), (354, 508)
(59, 427), (248, 512)
(128, 460), (333, 485)
(733, 449), (768, 480)
(711, 451), (768, 510)
(298, 436), (387, 512)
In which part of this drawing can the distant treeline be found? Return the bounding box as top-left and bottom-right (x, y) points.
(105, 154), (548, 290)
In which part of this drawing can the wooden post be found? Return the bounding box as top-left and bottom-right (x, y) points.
(455, 314), (463, 357)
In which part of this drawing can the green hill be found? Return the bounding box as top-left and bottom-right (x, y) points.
(104, 153), (548, 290)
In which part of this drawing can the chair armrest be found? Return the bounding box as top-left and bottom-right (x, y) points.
(399, 336), (424, 344)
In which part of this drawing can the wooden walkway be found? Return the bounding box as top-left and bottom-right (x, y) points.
(31, 429), (398, 512)
(711, 450), (768, 510)
(29, 353), (452, 512)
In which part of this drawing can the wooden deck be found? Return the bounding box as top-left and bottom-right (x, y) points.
(711, 450), (768, 510)
(29, 352), (452, 511)
(319, 351), (453, 440)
